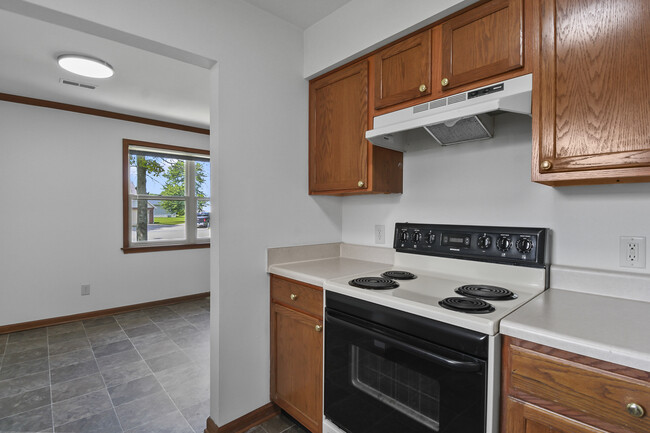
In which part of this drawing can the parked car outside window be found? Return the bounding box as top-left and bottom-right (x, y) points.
(197, 212), (210, 228)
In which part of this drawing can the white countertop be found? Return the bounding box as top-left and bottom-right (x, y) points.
(501, 289), (650, 371)
(268, 257), (391, 287)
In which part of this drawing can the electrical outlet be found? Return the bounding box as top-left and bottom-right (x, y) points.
(81, 284), (90, 296)
(375, 224), (385, 244)
(620, 237), (646, 268)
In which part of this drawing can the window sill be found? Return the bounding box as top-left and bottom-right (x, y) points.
(122, 243), (210, 254)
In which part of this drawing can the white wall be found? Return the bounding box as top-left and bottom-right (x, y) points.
(13, 0), (344, 426)
(342, 114), (650, 277)
(0, 101), (210, 327)
(303, 0), (478, 78)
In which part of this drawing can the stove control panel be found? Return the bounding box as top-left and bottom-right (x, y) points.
(394, 223), (548, 268)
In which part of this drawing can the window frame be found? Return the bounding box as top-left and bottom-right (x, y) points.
(122, 138), (211, 254)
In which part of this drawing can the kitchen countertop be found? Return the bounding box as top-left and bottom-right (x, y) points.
(268, 257), (391, 287)
(501, 289), (650, 371)
(267, 244), (650, 371)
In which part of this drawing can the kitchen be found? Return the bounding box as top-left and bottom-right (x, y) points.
(0, 1), (649, 433)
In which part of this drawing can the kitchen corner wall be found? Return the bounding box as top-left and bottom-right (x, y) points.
(0, 101), (210, 327)
(341, 114), (650, 276)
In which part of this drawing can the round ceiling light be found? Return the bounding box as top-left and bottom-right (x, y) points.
(57, 54), (114, 79)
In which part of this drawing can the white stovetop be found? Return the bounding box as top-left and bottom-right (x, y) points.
(324, 255), (546, 336)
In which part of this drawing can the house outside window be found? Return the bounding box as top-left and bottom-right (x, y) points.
(122, 139), (210, 253)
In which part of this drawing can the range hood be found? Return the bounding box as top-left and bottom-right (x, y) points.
(366, 74), (532, 151)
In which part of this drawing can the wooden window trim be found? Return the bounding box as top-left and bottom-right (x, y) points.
(122, 139), (210, 253)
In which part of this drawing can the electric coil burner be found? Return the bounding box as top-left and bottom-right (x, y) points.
(439, 296), (496, 314)
(455, 285), (517, 300)
(381, 270), (417, 280)
(348, 277), (399, 290)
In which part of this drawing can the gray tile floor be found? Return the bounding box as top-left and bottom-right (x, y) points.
(0, 298), (211, 432)
(247, 413), (307, 433)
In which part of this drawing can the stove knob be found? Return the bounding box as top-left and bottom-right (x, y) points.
(516, 238), (533, 254)
(400, 231), (409, 242)
(425, 232), (436, 244)
(496, 236), (512, 252)
(477, 235), (492, 250)
(413, 232), (422, 243)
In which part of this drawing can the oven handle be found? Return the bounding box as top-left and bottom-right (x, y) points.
(325, 310), (483, 373)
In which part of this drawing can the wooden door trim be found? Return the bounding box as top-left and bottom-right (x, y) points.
(0, 292), (209, 335)
(205, 403), (280, 433)
(0, 92), (209, 135)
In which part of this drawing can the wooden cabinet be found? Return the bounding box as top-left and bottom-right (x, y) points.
(440, 0), (524, 92)
(270, 275), (323, 433)
(309, 60), (403, 195)
(502, 336), (650, 433)
(532, 0), (650, 185)
(374, 30), (432, 109)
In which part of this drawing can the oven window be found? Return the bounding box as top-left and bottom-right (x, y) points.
(351, 345), (440, 431)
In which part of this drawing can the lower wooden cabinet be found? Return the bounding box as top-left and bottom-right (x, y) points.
(270, 275), (323, 433)
(501, 336), (650, 433)
(504, 397), (609, 433)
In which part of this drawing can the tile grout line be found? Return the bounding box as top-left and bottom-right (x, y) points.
(123, 314), (199, 432)
(47, 330), (55, 432)
(0, 302), (209, 431)
(83, 318), (126, 433)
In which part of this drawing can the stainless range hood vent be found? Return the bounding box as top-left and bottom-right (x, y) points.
(366, 74), (532, 151)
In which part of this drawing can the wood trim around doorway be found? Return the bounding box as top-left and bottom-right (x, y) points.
(205, 403), (280, 433)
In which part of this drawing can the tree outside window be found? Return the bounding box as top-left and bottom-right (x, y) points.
(122, 139), (210, 253)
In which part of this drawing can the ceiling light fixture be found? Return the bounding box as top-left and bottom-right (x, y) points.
(57, 54), (114, 79)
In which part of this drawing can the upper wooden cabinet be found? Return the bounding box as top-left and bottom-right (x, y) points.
(374, 30), (432, 109)
(309, 60), (403, 195)
(532, 0), (650, 186)
(440, 0), (524, 92)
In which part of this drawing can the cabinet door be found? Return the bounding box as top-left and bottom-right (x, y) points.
(504, 398), (609, 433)
(374, 30), (432, 109)
(533, 0), (650, 185)
(309, 61), (368, 193)
(440, 0), (523, 91)
(271, 302), (322, 433)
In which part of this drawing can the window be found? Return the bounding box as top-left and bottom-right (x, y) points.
(122, 139), (210, 253)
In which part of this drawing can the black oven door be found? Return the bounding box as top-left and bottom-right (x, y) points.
(324, 302), (488, 433)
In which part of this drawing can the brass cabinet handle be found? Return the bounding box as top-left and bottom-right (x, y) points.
(315, 324), (323, 332)
(290, 293), (298, 301)
(419, 84), (427, 92)
(358, 180), (365, 188)
(540, 160), (552, 170)
(626, 402), (645, 418)
(441, 78), (449, 87)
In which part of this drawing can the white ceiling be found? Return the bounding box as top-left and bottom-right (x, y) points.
(0, 1), (353, 129)
(0, 9), (210, 129)
(240, 0), (352, 29)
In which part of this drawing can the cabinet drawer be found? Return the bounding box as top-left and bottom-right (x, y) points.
(509, 345), (650, 432)
(271, 275), (323, 318)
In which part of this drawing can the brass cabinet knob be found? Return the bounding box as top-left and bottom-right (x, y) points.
(358, 180), (365, 188)
(441, 78), (449, 87)
(419, 84), (427, 92)
(540, 160), (552, 170)
(315, 324), (323, 332)
(290, 293), (298, 301)
(626, 403), (645, 418)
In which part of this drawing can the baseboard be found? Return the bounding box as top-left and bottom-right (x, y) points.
(0, 292), (210, 334)
(205, 403), (280, 433)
